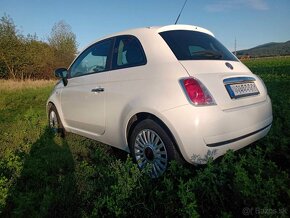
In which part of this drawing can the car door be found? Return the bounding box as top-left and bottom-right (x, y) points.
(60, 38), (114, 135)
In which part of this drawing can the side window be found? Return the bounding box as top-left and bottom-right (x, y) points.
(70, 39), (113, 78)
(189, 45), (205, 54)
(113, 35), (146, 69)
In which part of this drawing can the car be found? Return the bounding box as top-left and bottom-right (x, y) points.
(47, 24), (272, 178)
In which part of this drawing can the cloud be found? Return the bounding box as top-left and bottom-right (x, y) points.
(205, 0), (269, 12)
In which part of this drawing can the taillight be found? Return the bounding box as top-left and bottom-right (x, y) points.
(256, 75), (268, 94)
(181, 77), (215, 106)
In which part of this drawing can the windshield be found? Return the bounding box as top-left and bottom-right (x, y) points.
(160, 30), (238, 61)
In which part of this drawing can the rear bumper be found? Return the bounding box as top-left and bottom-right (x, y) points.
(161, 95), (272, 164)
(206, 123), (271, 147)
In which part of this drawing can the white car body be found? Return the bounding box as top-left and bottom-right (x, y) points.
(47, 24), (272, 168)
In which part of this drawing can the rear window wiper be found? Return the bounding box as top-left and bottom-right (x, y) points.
(190, 50), (223, 59)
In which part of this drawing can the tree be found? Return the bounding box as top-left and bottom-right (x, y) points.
(21, 35), (55, 79)
(48, 20), (78, 68)
(0, 15), (24, 79)
(0, 15), (78, 80)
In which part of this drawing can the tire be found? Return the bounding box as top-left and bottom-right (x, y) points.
(48, 104), (65, 137)
(129, 119), (181, 178)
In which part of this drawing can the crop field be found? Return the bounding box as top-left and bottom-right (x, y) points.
(0, 57), (289, 217)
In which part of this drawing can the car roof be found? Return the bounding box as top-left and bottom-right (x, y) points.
(107, 24), (214, 38)
(95, 24), (213, 42)
(81, 24), (214, 53)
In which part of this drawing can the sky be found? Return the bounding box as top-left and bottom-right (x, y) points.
(1, 0), (290, 51)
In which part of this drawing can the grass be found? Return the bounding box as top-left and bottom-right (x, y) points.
(0, 57), (289, 217)
(243, 57), (290, 170)
(0, 79), (56, 91)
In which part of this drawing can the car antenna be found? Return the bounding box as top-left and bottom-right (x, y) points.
(175, 0), (188, 25)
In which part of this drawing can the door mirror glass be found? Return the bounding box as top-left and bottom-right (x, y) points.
(54, 68), (68, 86)
(54, 68), (68, 78)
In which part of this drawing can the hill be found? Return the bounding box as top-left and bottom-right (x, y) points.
(236, 40), (290, 58)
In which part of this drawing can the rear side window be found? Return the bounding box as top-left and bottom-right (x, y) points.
(160, 30), (238, 61)
(113, 35), (146, 69)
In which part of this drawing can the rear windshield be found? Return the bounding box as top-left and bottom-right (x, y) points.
(160, 30), (238, 61)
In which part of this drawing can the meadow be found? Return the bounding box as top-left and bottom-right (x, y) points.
(0, 57), (289, 217)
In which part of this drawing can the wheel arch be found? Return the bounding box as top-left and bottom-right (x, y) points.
(47, 101), (62, 120)
(46, 92), (67, 128)
(125, 112), (185, 161)
(47, 101), (55, 113)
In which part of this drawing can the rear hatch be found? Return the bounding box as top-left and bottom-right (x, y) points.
(180, 60), (267, 110)
(158, 27), (267, 110)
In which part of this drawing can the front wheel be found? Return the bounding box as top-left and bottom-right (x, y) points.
(48, 104), (65, 137)
(129, 119), (181, 178)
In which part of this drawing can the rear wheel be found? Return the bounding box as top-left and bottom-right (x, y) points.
(129, 119), (181, 178)
(48, 104), (65, 137)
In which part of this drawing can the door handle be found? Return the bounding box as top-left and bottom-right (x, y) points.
(91, 88), (104, 93)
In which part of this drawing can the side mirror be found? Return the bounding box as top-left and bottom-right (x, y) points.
(54, 68), (68, 86)
(55, 68), (68, 78)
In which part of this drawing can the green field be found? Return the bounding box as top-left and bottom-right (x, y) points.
(0, 57), (289, 217)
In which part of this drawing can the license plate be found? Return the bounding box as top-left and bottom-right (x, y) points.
(225, 82), (260, 99)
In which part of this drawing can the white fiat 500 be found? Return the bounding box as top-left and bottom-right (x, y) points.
(47, 24), (272, 177)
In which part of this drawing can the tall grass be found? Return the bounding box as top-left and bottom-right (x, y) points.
(0, 79), (56, 91)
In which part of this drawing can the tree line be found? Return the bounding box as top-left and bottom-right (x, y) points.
(0, 15), (77, 80)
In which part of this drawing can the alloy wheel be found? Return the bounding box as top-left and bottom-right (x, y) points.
(134, 129), (168, 178)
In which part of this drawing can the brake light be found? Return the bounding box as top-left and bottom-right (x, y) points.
(182, 78), (215, 105)
(256, 75), (268, 94)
